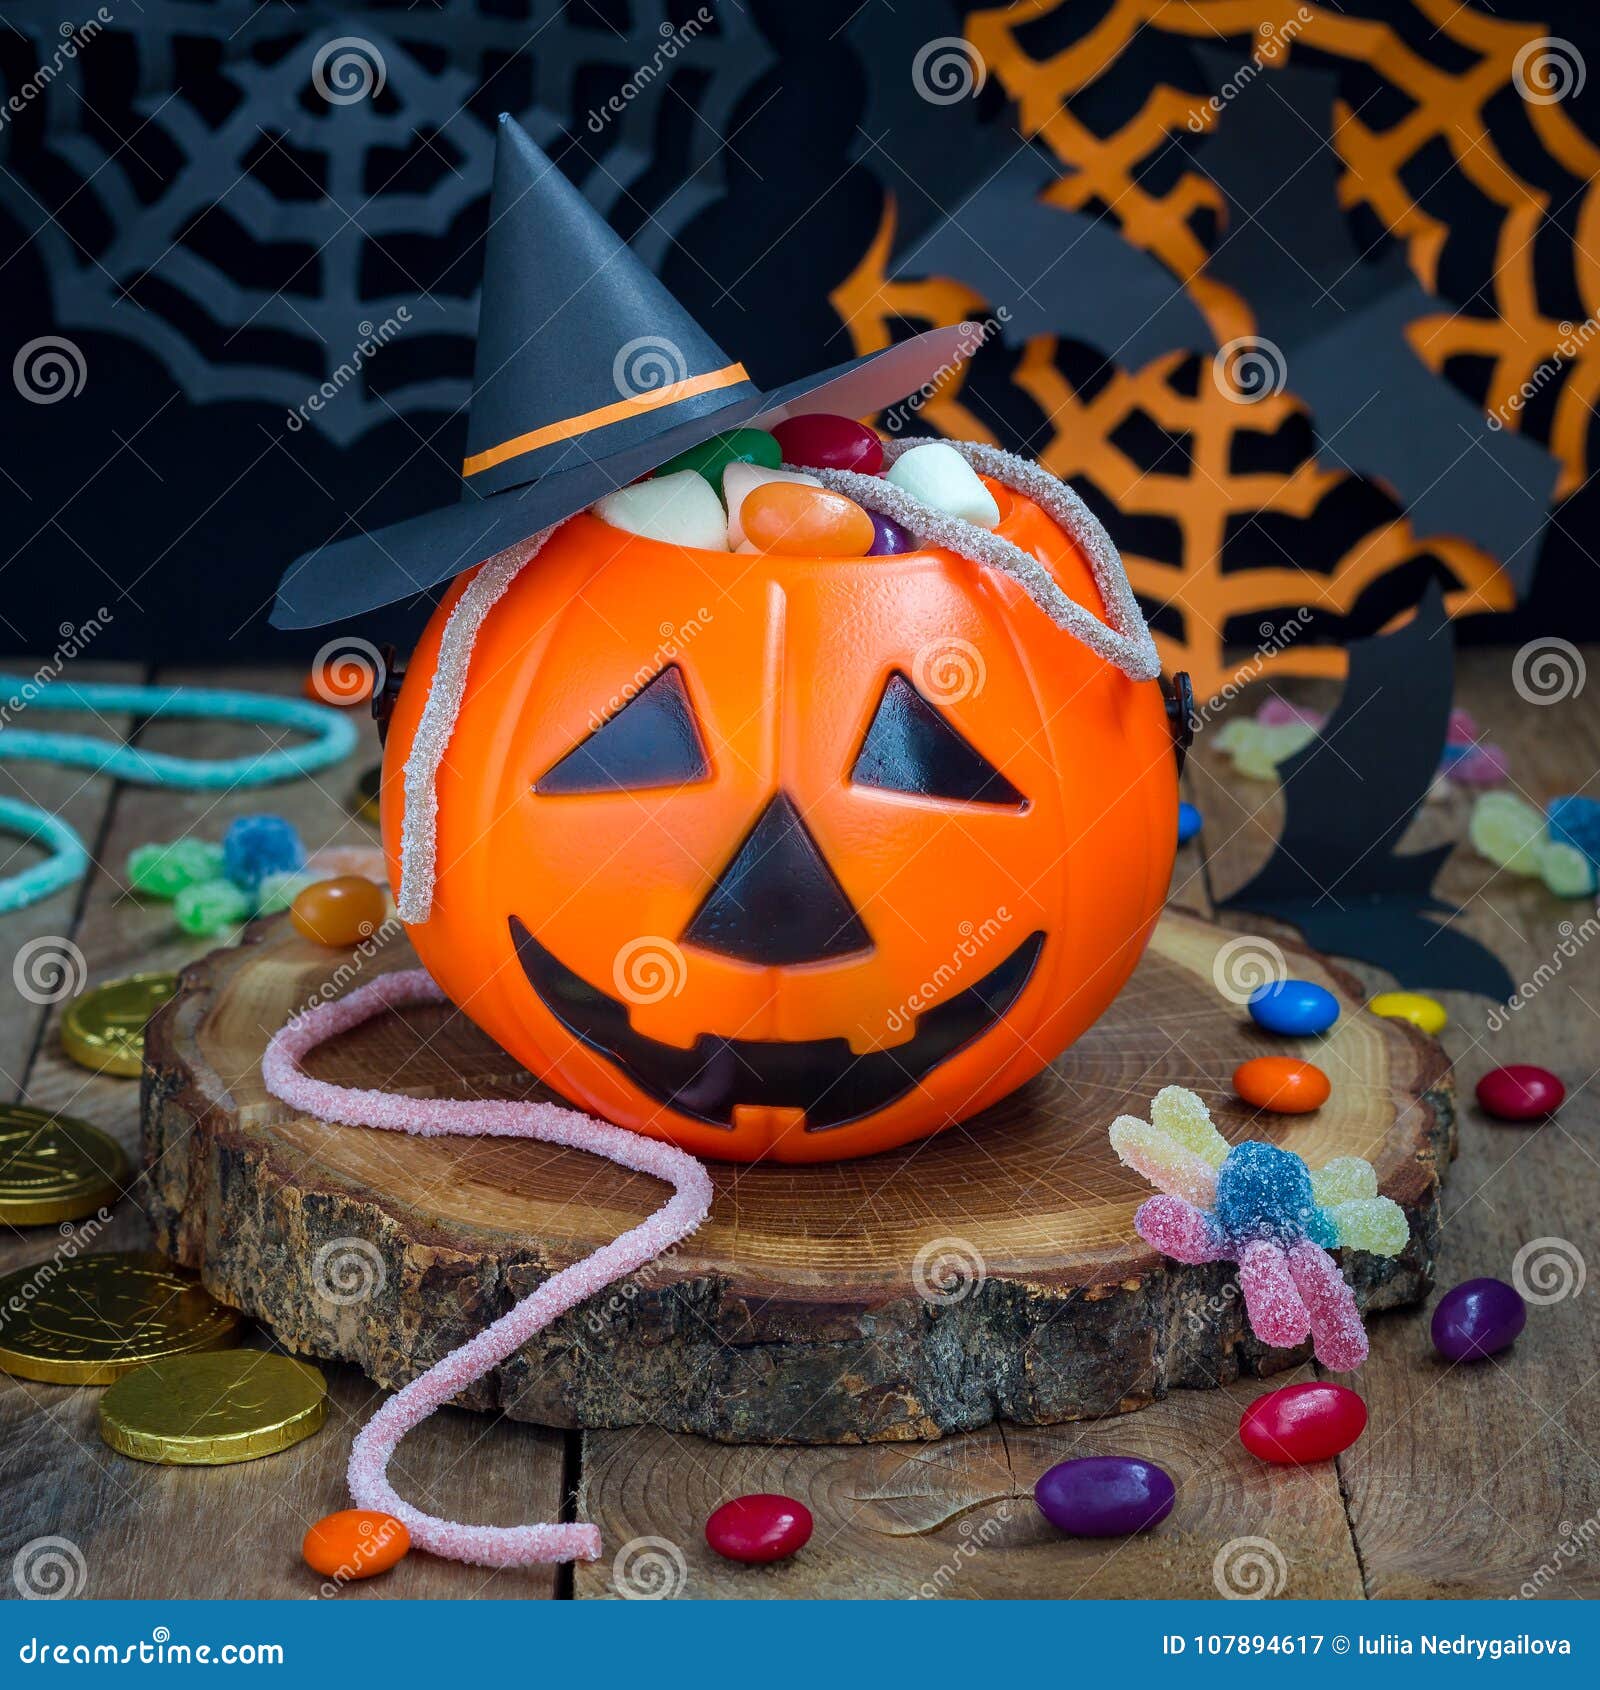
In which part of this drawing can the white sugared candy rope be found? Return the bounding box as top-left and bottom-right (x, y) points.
(397, 441), (1159, 922)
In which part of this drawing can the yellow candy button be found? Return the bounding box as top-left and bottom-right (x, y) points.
(1369, 991), (1447, 1036)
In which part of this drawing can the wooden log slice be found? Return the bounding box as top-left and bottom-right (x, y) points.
(141, 908), (1453, 1444)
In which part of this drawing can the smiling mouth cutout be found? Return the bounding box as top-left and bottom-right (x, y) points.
(509, 918), (1044, 1131)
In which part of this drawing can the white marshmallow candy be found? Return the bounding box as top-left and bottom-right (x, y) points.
(722, 461), (822, 547)
(593, 470), (729, 550)
(885, 440), (1001, 530)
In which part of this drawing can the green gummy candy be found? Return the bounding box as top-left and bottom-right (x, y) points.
(174, 877), (253, 936)
(657, 428), (780, 490)
(256, 870), (312, 914)
(127, 839), (226, 899)
(1538, 839), (1598, 898)
(1310, 1155), (1378, 1207)
(1330, 1196), (1409, 1257)
(1469, 793), (1545, 874)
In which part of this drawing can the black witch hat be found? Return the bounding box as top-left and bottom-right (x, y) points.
(273, 116), (977, 628)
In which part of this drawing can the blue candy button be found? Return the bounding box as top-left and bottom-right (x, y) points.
(1177, 801), (1202, 844)
(1248, 978), (1339, 1036)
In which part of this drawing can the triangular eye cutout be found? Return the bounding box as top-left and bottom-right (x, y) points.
(851, 673), (1025, 807)
(534, 665), (710, 794)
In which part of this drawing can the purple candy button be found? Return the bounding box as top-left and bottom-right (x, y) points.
(1431, 1277), (1526, 1362)
(867, 512), (915, 556)
(1034, 1456), (1175, 1537)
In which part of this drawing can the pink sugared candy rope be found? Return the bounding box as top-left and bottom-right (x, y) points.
(261, 967), (713, 1568)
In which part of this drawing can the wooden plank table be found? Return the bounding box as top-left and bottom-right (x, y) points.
(0, 651), (1595, 1600)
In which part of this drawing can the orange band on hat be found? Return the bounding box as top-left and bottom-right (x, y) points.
(462, 363), (751, 478)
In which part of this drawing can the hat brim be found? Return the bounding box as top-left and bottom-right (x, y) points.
(271, 325), (979, 628)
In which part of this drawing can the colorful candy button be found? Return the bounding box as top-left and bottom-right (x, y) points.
(1239, 1382), (1366, 1464)
(741, 483), (875, 556)
(1233, 1055), (1330, 1114)
(1034, 1456), (1174, 1537)
(1431, 1277), (1526, 1362)
(770, 413), (883, 475)
(1476, 1064), (1564, 1122)
(1368, 991), (1447, 1036)
(1177, 801), (1202, 844)
(290, 876), (388, 947)
(866, 511), (916, 556)
(302, 1509), (410, 1581)
(704, 1494), (813, 1564)
(657, 427), (781, 488)
(1248, 979), (1339, 1036)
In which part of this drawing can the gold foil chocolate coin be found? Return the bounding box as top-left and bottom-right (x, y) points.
(0, 1250), (241, 1384)
(99, 1349), (326, 1465)
(0, 1105), (128, 1225)
(61, 972), (178, 1078)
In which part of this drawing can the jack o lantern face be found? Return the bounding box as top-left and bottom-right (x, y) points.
(384, 491), (1176, 1164)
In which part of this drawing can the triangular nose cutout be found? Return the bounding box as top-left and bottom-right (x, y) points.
(684, 794), (871, 966)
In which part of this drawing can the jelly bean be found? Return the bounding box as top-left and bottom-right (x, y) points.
(593, 470), (729, 550)
(1368, 991), (1447, 1036)
(704, 1493), (813, 1564)
(658, 427), (781, 488)
(1239, 1382), (1366, 1464)
(1540, 840), (1597, 898)
(1476, 1064), (1565, 1122)
(723, 461), (821, 546)
(741, 482), (875, 556)
(1469, 792), (1545, 876)
(1248, 978), (1338, 1036)
(1177, 801), (1202, 844)
(866, 510), (916, 556)
(290, 876), (389, 947)
(885, 441), (1000, 528)
(127, 839), (225, 899)
(1034, 1456), (1174, 1537)
(302, 1508), (410, 1581)
(770, 413), (883, 475)
(175, 878), (253, 937)
(1431, 1277), (1525, 1362)
(1233, 1055), (1330, 1114)
(223, 815), (305, 893)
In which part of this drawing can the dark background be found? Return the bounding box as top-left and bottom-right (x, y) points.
(0, 0), (1595, 672)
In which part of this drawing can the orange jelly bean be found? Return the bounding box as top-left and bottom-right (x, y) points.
(1233, 1055), (1331, 1114)
(302, 1509), (410, 1581)
(290, 876), (388, 947)
(740, 482), (875, 556)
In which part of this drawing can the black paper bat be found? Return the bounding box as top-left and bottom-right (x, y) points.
(1192, 48), (1559, 586)
(1217, 581), (1515, 999)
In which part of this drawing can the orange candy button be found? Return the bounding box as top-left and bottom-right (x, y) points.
(290, 876), (389, 947)
(1233, 1056), (1331, 1114)
(302, 1509), (410, 1581)
(740, 482), (875, 556)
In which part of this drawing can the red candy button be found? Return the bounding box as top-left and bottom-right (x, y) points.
(770, 414), (883, 475)
(1476, 1064), (1564, 1122)
(1239, 1382), (1367, 1465)
(1233, 1055), (1331, 1114)
(704, 1493), (813, 1564)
